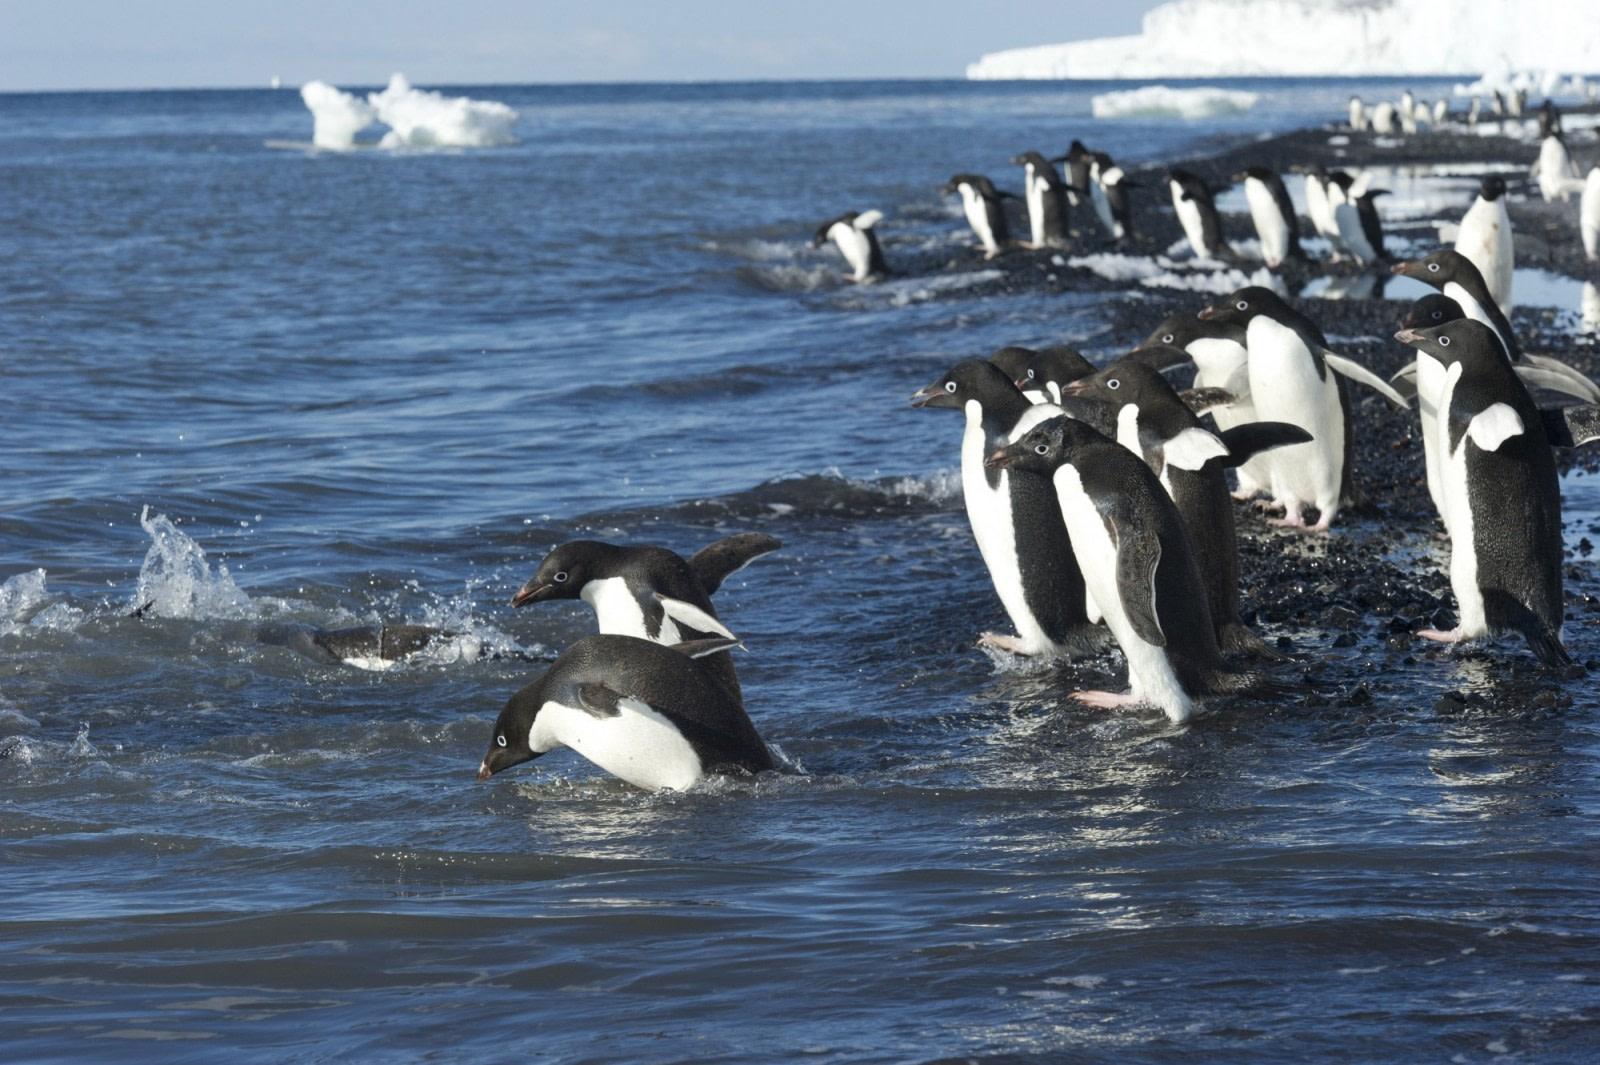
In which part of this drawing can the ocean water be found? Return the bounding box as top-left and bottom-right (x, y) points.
(3, 78), (1599, 1063)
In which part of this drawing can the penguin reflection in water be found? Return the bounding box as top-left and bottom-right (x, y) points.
(477, 634), (775, 791)
(987, 416), (1260, 724)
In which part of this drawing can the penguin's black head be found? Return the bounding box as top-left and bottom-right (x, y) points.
(478, 679), (545, 782)
(1399, 293), (1464, 331)
(1011, 151), (1050, 170)
(911, 358), (1020, 411)
(988, 346), (1039, 386)
(1391, 248), (1472, 288)
(512, 540), (615, 607)
(1025, 345), (1095, 392)
(1479, 175), (1507, 201)
(1138, 310), (1243, 351)
(985, 415), (1106, 475)
(1197, 286), (1284, 327)
(1064, 359), (1175, 410)
(1242, 165), (1276, 184)
(1394, 318), (1500, 370)
(943, 173), (992, 198)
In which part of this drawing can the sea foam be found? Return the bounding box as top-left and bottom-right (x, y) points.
(1091, 85), (1258, 120)
(299, 74), (519, 150)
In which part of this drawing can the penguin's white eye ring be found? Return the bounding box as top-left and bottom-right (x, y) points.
(1162, 334), (1175, 344)
(1427, 262), (1440, 272)
(1025, 369), (1036, 380)
(1431, 311), (1443, 320)
(1439, 335), (1451, 346)
(552, 571), (568, 583)
(1235, 300), (1248, 311)
(944, 381), (957, 393)
(1107, 378), (1120, 390)
(1034, 443), (1050, 455)
(496, 734), (507, 747)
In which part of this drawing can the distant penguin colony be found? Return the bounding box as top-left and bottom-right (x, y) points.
(473, 83), (1600, 793)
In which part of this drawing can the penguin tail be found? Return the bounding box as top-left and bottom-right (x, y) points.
(1483, 590), (1572, 668)
(1220, 622), (1290, 663)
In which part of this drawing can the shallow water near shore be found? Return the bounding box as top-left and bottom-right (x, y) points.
(3, 78), (1600, 1063)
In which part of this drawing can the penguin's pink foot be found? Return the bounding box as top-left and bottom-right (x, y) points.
(1071, 689), (1141, 709)
(1417, 626), (1464, 645)
(979, 632), (1031, 655)
(1252, 497), (1286, 513)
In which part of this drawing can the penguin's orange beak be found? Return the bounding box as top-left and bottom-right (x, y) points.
(1394, 328), (1422, 345)
(476, 761), (494, 782)
(1390, 260), (1415, 276)
(510, 580), (552, 608)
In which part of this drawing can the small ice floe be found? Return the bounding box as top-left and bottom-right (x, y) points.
(1090, 85), (1258, 120)
(298, 74), (518, 150)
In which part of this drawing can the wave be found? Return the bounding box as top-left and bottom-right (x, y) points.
(1067, 252), (1284, 296)
(1091, 85), (1259, 120)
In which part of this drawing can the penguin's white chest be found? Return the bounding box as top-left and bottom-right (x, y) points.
(1246, 318), (1342, 512)
(1454, 199), (1513, 311)
(1025, 167), (1048, 245)
(1582, 168), (1600, 261)
(959, 186), (997, 250)
(531, 698), (704, 792)
(828, 221), (872, 279)
(582, 578), (678, 643)
(1243, 179), (1288, 266)
(1170, 183), (1208, 256)
(959, 402), (1034, 642)
(1432, 367), (1486, 636)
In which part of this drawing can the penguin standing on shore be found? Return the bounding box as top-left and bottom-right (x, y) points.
(1054, 139), (1094, 208)
(986, 416), (1259, 723)
(1240, 165), (1303, 269)
(1098, 158), (1138, 242)
(1169, 168), (1227, 260)
(812, 210), (888, 283)
(1582, 164), (1600, 262)
(911, 359), (1101, 658)
(944, 174), (1011, 259)
(511, 534), (780, 703)
(1061, 359), (1307, 659)
(1329, 172), (1389, 263)
(1011, 151), (1071, 249)
(1394, 320), (1568, 666)
(1199, 287), (1409, 531)
(1015, 344), (1097, 405)
(477, 634), (775, 791)
(1453, 176), (1513, 312)
(1349, 95), (1366, 132)
(1535, 133), (1585, 202)
(1137, 312), (1262, 499)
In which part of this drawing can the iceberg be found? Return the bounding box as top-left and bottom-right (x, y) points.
(1091, 85), (1259, 119)
(299, 74), (519, 150)
(967, 0), (1600, 80)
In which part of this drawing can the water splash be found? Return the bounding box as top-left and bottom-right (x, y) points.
(132, 506), (255, 620)
(0, 569), (50, 636)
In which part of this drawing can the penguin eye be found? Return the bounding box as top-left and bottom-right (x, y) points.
(1107, 378), (1120, 390)
(1162, 333), (1175, 344)
(1235, 300), (1248, 311)
(1431, 311), (1442, 320)
(1439, 335), (1451, 346)
(552, 571), (568, 584)
(496, 734), (507, 748)
(1427, 262), (1440, 273)
(1025, 369), (1036, 380)
(944, 381), (957, 393)
(1034, 443), (1050, 455)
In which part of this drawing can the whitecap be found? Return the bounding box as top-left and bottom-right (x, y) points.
(132, 506), (256, 621)
(1091, 85), (1258, 120)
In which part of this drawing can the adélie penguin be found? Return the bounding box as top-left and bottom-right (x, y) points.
(477, 634), (775, 791)
(1582, 164), (1600, 262)
(510, 534), (781, 703)
(1393, 320), (1569, 667)
(1061, 359), (1309, 659)
(1012, 344), (1096, 405)
(1534, 132), (1585, 203)
(812, 210), (888, 283)
(1199, 287), (1410, 531)
(1053, 139), (1094, 208)
(1168, 168), (1227, 260)
(944, 174), (1011, 259)
(989, 345), (1050, 404)
(911, 359), (1102, 658)
(1011, 151), (1071, 249)
(1453, 175), (1513, 313)
(1239, 165), (1303, 269)
(985, 416), (1260, 723)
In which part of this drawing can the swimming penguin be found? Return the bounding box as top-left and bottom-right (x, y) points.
(1393, 320), (1568, 667)
(1453, 176), (1513, 313)
(1061, 359), (1308, 659)
(256, 621), (489, 669)
(476, 634), (775, 791)
(1052, 139), (1094, 208)
(1011, 151), (1071, 249)
(1168, 168), (1227, 260)
(812, 210), (888, 283)
(1199, 287), (1409, 531)
(1582, 164), (1600, 262)
(1534, 133), (1585, 203)
(510, 533), (781, 702)
(985, 416), (1258, 723)
(911, 359), (1101, 658)
(1240, 165), (1303, 269)
(944, 174), (1011, 259)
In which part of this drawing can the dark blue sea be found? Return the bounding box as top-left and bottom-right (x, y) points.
(3, 77), (1599, 1063)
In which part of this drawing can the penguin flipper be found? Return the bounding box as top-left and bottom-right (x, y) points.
(1541, 404), (1600, 448)
(688, 532), (782, 594)
(1519, 355), (1600, 403)
(1323, 351), (1410, 408)
(655, 594), (740, 643)
(853, 209), (885, 231)
(1179, 386), (1238, 415)
(1211, 422), (1315, 471)
(576, 683), (624, 718)
(1106, 508), (1166, 648)
(1163, 427), (1232, 471)
(1388, 362), (1419, 401)
(1466, 403), (1524, 452)
(668, 637), (742, 660)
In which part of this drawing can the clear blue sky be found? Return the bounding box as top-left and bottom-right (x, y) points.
(1, 1), (1163, 91)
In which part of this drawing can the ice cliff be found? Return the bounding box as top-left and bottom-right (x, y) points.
(967, 0), (1600, 80)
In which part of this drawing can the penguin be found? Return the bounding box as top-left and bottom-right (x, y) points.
(1370, 100), (1398, 135)
(1393, 320), (1568, 667)
(1349, 95), (1366, 132)
(1398, 89), (1418, 135)
(1015, 344), (1096, 405)
(1168, 167), (1226, 260)
(1136, 312), (1265, 498)
(911, 359), (1101, 658)
(1432, 98), (1449, 127)
(989, 345), (1049, 403)
(256, 621), (485, 668)
(510, 533), (781, 703)
(944, 174), (1010, 259)
(1534, 133), (1585, 202)
(1582, 164), (1600, 263)
(985, 415), (1258, 723)
(1239, 165), (1303, 269)
(1052, 139), (1094, 208)
(477, 634), (775, 791)
(812, 210), (888, 283)
(1299, 165), (1341, 258)
(1538, 98), (1562, 140)
(1061, 359), (1308, 659)
(1011, 151), (1071, 249)
(1330, 174), (1388, 264)
(1198, 287), (1409, 531)
(1467, 95), (1481, 130)
(1097, 158), (1138, 242)
(1453, 176), (1513, 313)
